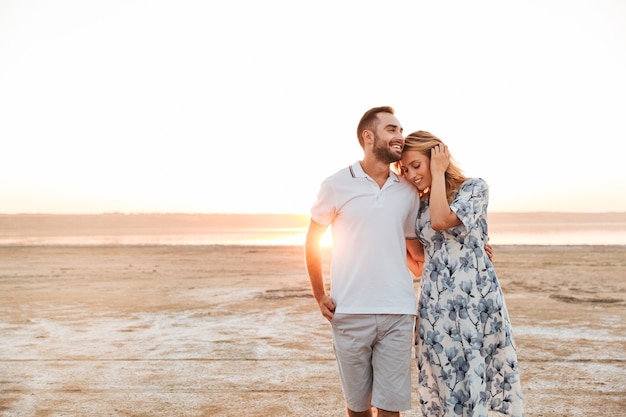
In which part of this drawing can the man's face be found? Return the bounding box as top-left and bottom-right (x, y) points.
(371, 113), (404, 164)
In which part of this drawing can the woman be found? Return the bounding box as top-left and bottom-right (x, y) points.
(399, 131), (524, 417)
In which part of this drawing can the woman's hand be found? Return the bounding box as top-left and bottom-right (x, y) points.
(430, 144), (450, 177)
(427, 143), (462, 231)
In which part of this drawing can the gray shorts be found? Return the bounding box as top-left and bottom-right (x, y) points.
(331, 313), (415, 412)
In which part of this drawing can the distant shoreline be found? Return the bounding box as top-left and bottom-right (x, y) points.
(1, 212), (625, 246)
(1, 211), (625, 225)
(1, 244), (624, 250)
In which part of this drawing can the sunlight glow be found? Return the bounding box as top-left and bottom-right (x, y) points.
(320, 228), (333, 247)
(1, 2), (624, 214)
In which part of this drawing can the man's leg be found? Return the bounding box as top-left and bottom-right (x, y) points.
(346, 407), (374, 417)
(375, 408), (399, 417)
(370, 315), (414, 415)
(348, 408), (400, 417)
(333, 315), (378, 415)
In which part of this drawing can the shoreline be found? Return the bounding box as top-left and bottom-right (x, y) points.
(2, 212), (625, 247)
(0, 242), (624, 247)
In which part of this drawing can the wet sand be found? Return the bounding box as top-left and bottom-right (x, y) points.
(1, 244), (625, 416)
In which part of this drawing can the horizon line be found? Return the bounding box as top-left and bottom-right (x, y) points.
(1, 211), (625, 216)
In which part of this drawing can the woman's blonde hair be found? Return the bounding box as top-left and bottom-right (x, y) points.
(399, 130), (467, 204)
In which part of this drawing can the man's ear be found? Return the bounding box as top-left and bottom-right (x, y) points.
(362, 129), (373, 144)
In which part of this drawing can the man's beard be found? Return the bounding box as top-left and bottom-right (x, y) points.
(372, 133), (401, 164)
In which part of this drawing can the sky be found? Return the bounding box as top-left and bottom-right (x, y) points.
(1, 0), (625, 215)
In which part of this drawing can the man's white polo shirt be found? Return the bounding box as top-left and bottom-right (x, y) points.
(311, 161), (420, 315)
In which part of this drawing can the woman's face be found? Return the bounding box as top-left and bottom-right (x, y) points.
(400, 149), (432, 192)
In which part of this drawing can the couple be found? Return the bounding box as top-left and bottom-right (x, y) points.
(304, 106), (524, 417)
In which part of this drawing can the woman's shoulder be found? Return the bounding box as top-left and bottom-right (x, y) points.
(461, 177), (488, 190)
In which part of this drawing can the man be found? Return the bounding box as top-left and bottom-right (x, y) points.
(304, 106), (422, 417)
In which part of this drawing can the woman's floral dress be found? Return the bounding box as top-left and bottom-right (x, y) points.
(415, 178), (524, 417)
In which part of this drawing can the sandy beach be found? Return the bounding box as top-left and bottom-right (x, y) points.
(1, 244), (625, 416)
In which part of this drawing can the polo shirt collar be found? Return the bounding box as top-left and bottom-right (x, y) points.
(349, 161), (401, 182)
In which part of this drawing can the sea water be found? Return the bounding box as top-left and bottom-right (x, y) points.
(0, 214), (624, 246)
(1, 226), (625, 246)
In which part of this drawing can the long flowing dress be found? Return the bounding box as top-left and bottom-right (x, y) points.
(415, 178), (524, 417)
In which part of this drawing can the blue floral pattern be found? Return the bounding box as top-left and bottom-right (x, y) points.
(415, 178), (524, 417)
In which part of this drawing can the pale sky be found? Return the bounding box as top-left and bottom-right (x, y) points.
(1, 0), (625, 215)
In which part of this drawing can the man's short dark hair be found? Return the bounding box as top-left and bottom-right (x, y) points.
(356, 106), (395, 147)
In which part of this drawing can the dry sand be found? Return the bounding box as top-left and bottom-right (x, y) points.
(0, 244), (625, 417)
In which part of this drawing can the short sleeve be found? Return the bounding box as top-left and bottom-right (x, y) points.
(449, 178), (489, 232)
(310, 178), (337, 227)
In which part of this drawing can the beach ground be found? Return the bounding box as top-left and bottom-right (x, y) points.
(0, 245), (625, 416)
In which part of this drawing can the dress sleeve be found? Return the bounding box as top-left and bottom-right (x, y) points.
(449, 178), (489, 232)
